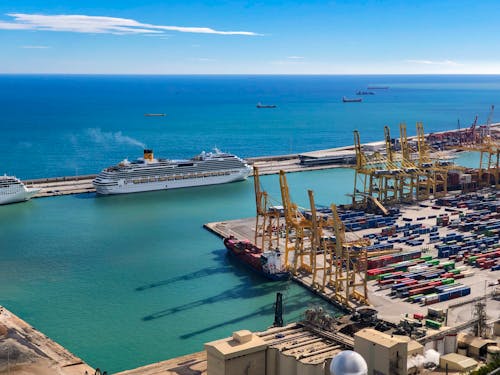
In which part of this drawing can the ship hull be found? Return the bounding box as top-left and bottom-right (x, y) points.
(94, 168), (250, 195)
(0, 188), (39, 205)
(223, 238), (289, 281)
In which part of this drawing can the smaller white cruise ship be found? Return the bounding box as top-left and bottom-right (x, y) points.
(93, 148), (252, 195)
(0, 175), (40, 205)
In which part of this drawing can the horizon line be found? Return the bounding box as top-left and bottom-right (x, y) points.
(1, 72), (500, 76)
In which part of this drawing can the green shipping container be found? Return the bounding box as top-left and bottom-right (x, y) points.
(425, 319), (442, 329)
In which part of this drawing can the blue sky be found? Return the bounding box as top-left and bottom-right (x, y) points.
(1, 0), (499, 74)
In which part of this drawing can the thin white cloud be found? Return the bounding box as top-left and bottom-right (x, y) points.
(287, 56), (304, 59)
(405, 59), (461, 66)
(0, 13), (259, 36)
(20, 45), (50, 49)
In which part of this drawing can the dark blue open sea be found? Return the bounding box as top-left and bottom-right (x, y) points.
(0, 75), (498, 372)
(1, 74), (499, 179)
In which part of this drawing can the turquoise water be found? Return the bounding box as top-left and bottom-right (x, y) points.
(0, 169), (353, 373)
(454, 151), (482, 168)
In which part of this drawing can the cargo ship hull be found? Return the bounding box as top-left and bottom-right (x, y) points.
(223, 237), (289, 281)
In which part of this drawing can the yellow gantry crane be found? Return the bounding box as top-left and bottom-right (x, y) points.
(460, 135), (500, 188)
(308, 189), (370, 307)
(279, 170), (312, 274)
(398, 123), (438, 201)
(352, 129), (395, 213)
(416, 122), (449, 197)
(329, 204), (370, 307)
(308, 189), (331, 290)
(253, 166), (280, 251)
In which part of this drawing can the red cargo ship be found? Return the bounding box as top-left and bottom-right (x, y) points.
(223, 236), (289, 281)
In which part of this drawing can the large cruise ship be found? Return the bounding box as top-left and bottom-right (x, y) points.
(0, 175), (40, 205)
(93, 148), (252, 195)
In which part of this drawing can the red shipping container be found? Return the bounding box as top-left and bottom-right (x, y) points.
(413, 313), (424, 320)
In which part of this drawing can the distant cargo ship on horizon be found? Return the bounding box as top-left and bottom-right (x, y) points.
(356, 91), (375, 95)
(256, 102), (277, 108)
(343, 96), (362, 103)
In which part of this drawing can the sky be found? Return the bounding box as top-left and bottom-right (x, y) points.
(1, 0), (500, 74)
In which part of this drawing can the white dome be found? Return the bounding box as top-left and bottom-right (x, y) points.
(330, 350), (368, 375)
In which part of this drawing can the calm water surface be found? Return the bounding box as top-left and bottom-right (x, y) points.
(0, 169), (353, 372)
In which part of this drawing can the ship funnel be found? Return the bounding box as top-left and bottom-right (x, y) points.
(144, 149), (154, 162)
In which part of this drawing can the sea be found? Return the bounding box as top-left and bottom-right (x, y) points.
(0, 75), (498, 372)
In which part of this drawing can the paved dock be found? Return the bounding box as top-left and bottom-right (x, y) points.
(24, 175), (96, 198)
(205, 194), (500, 324)
(115, 351), (207, 375)
(0, 305), (94, 375)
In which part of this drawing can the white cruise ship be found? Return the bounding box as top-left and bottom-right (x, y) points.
(0, 175), (40, 205)
(93, 148), (252, 195)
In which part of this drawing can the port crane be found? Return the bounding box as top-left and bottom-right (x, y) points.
(416, 122), (450, 197)
(308, 189), (370, 307)
(279, 170), (312, 274)
(352, 129), (403, 212)
(398, 123), (441, 200)
(253, 166), (280, 251)
(308, 189), (331, 290)
(460, 135), (499, 188)
(328, 203), (370, 307)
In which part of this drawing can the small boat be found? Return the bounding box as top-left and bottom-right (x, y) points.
(367, 86), (389, 90)
(256, 102), (277, 109)
(144, 113), (166, 117)
(356, 91), (375, 95)
(223, 236), (289, 281)
(342, 97), (362, 103)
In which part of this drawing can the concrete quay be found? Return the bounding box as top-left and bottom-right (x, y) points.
(0, 305), (94, 375)
(24, 175), (96, 198)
